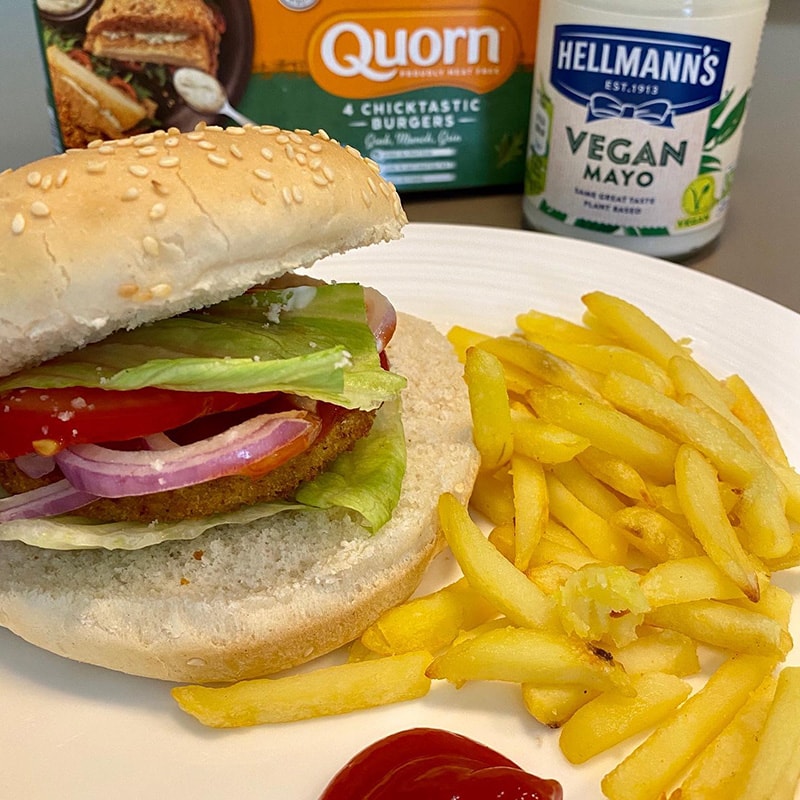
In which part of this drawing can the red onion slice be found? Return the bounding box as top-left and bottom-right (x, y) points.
(0, 480), (96, 522)
(54, 410), (320, 498)
(364, 286), (397, 353)
(14, 452), (57, 479)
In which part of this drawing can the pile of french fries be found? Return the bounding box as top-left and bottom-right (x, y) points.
(173, 291), (800, 800)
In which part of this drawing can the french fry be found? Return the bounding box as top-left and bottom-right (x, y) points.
(512, 415), (590, 464)
(426, 626), (633, 695)
(550, 458), (626, 519)
(640, 555), (745, 608)
(559, 671), (692, 764)
(600, 654), (776, 800)
(516, 308), (614, 346)
(674, 444), (761, 601)
(581, 291), (689, 369)
(529, 384), (679, 484)
(556, 563), (649, 648)
(723, 372), (789, 465)
(438, 493), (558, 630)
(464, 346), (513, 470)
(478, 336), (603, 400)
(601, 371), (763, 486)
(447, 324), (490, 363)
(510, 452), (548, 571)
(521, 683), (599, 728)
(612, 628), (700, 677)
(544, 471), (628, 563)
(672, 675), (777, 800)
(359, 579), (496, 656)
(576, 446), (654, 505)
(526, 561), (575, 595)
(610, 506), (703, 563)
(171, 650), (433, 728)
(646, 600), (791, 659)
(528, 334), (676, 395)
(470, 466), (515, 526)
(735, 667), (800, 800)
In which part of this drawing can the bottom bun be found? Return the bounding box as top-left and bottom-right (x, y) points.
(0, 313), (479, 683)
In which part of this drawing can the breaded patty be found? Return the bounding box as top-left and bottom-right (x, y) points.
(0, 408), (375, 523)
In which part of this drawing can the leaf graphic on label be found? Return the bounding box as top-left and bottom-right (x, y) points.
(714, 90), (750, 146)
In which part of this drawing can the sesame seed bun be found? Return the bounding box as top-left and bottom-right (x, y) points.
(0, 313), (479, 682)
(0, 124), (406, 379)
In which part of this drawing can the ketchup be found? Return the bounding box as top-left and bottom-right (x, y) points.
(319, 728), (563, 800)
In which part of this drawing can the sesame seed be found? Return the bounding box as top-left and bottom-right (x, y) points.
(308, 142), (323, 153)
(142, 236), (159, 256)
(379, 182), (390, 197)
(295, 128), (311, 136)
(26, 171), (42, 188)
(285, 143), (295, 160)
(42, 174), (54, 190)
(55, 169), (68, 188)
(345, 144), (362, 158)
(367, 177), (378, 195)
(149, 202), (167, 220)
(251, 187), (268, 205)
(187, 130), (205, 141)
(87, 160), (107, 174)
(87, 139), (103, 149)
(276, 133), (290, 145)
(322, 166), (335, 182)
(292, 185), (304, 203)
(296, 152), (308, 166)
(261, 147), (274, 161)
(98, 145), (116, 155)
(260, 125), (280, 135)
(118, 283), (138, 298)
(312, 173), (328, 186)
(361, 189), (372, 207)
(198, 140), (217, 150)
(133, 133), (155, 147)
(281, 186), (293, 205)
(11, 213), (25, 235)
(225, 126), (246, 135)
(289, 131), (303, 144)
(116, 137), (133, 147)
(128, 164), (150, 178)
(151, 283), (172, 298)
(365, 158), (381, 173)
(158, 156), (180, 168)
(309, 157), (322, 170)
(229, 143), (243, 159)
(122, 187), (140, 201)
(138, 145), (158, 157)
(254, 168), (273, 181)
(317, 129), (331, 141)
(207, 153), (229, 167)
(165, 136), (180, 148)
(30, 200), (50, 218)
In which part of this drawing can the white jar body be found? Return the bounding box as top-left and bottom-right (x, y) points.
(523, 0), (769, 259)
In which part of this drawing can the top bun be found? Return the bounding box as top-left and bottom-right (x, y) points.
(0, 125), (407, 378)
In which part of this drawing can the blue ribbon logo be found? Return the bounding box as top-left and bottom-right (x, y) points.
(586, 94), (675, 127)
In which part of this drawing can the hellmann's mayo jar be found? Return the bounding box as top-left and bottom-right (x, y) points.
(523, 0), (769, 259)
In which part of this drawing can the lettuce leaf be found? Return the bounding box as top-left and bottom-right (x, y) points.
(0, 283), (406, 410)
(0, 401), (407, 550)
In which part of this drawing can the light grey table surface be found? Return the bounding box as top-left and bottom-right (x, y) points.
(2, 1), (798, 313)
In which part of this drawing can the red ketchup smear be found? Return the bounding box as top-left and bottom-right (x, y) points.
(319, 728), (563, 800)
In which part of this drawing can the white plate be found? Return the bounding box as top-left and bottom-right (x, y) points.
(2, 223), (799, 800)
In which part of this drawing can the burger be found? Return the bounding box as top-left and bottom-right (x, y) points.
(0, 124), (478, 682)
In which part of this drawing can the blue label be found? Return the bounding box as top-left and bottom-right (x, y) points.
(550, 25), (730, 128)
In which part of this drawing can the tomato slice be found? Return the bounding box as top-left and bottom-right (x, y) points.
(0, 387), (276, 460)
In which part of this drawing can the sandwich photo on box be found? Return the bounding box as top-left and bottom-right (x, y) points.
(83, 0), (223, 73)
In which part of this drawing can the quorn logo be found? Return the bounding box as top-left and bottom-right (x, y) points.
(308, 10), (521, 98)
